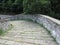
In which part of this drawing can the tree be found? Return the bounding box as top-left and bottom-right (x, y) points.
(50, 0), (60, 19)
(0, 0), (23, 14)
(12, 0), (23, 13)
(23, 0), (50, 14)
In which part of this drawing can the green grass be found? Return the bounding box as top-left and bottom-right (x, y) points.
(0, 28), (4, 35)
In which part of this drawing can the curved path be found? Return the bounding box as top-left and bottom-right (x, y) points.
(0, 20), (58, 45)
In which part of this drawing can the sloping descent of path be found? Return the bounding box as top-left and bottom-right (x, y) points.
(0, 20), (58, 45)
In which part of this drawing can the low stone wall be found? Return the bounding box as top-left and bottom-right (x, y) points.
(16, 14), (60, 45)
(36, 15), (60, 45)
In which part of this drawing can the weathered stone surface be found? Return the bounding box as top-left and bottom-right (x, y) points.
(0, 20), (57, 45)
(0, 14), (60, 45)
(15, 14), (60, 45)
(36, 15), (60, 45)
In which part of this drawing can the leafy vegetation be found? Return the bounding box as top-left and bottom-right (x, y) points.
(23, 0), (50, 14)
(0, 0), (60, 19)
(50, 0), (60, 19)
(0, 0), (23, 14)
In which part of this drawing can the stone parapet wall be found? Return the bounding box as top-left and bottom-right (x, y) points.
(36, 15), (60, 45)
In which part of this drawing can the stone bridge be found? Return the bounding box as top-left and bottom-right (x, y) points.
(0, 14), (60, 45)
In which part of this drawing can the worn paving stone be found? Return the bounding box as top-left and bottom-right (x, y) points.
(0, 20), (58, 45)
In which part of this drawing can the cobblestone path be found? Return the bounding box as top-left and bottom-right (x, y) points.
(0, 20), (58, 45)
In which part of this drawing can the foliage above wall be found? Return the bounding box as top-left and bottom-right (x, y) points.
(0, 0), (23, 14)
(0, 0), (60, 19)
(23, 0), (50, 14)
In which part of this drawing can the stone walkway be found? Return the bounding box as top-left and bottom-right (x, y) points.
(0, 20), (58, 45)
